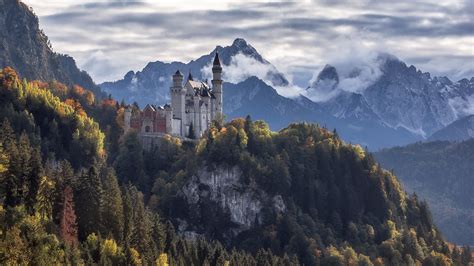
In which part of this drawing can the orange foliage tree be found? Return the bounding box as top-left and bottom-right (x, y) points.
(59, 186), (78, 247)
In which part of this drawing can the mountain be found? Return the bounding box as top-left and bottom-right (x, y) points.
(307, 55), (474, 140)
(225, 77), (420, 149)
(100, 38), (288, 107)
(0, 0), (103, 96)
(375, 139), (474, 246)
(224, 77), (312, 129)
(429, 115), (474, 141)
(103, 38), (474, 149)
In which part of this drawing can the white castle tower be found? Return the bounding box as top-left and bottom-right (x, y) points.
(170, 70), (185, 135)
(211, 52), (223, 119)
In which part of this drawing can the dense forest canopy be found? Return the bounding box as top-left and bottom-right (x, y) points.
(375, 139), (474, 246)
(0, 67), (472, 265)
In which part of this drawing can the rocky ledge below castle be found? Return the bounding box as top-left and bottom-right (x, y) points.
(178, 166), (286, 240)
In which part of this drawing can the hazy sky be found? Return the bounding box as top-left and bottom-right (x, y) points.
(23, 0), (474, 85)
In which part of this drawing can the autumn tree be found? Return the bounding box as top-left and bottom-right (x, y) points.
(60, 186), (78, 247)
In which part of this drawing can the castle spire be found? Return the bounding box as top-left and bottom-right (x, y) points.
(213, 52), (221, 66)
(188, 71), (193, 81)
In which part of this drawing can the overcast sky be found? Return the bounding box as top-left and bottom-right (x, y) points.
(23, 0), (474, 85)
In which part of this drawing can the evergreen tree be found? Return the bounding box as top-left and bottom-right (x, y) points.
(74, 163), (103, 240)
(101, 167), (124, 242)
(36, 175), (55, 221)
(129, 187), (156, 263)
(5, 132), (31, 207)
(26, 147), (43, 212)
(114, 132), (147, 189)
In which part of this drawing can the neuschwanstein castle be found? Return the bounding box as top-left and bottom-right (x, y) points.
(124, 53), (223, 144)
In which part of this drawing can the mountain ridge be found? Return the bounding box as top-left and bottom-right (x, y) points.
(101, 37), (474, 148)
(0, 0), (103, 97)
(100, 38), (288, 106)
(429, 115), (474, 141)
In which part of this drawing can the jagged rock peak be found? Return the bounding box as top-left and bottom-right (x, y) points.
(317, 64), (339, 82)
(124, 70), (135, 80)
(232, 38), (248, 47)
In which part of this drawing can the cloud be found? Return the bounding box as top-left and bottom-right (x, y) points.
(23, 0), (473, 85)
(201, 53), (305, 98)
(449, 95), (474, 117)
(304, 35), (386, 102)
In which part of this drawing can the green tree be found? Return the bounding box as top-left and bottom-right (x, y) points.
(75, 163), (103, 240)
(114, 132), (147, 189)
(101, 167), (124, 242)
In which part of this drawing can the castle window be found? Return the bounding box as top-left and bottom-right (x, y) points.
(145, 126), (150, 133)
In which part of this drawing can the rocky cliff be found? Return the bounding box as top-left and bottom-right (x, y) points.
(179, 166), (285, 241)
(0, 0), (103, 96)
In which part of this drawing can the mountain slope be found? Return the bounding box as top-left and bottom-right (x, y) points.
(375, 140), (474, 246)
(224, 77), (311, 129)
(0, 0), (103, 96)
(100, 38), (288, 106)
(429, 115), (474, 141)
(307, 55), (474, 139)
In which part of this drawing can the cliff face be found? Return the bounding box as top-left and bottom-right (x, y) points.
(179, 166), (285, 240)
(0, 0), (102, 95)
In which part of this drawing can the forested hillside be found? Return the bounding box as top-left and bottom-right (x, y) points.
(115, 117), (473, 264)
(0, 67), (293, 265)
(0, 67), (472, 264)
(375, 140), (474, 246)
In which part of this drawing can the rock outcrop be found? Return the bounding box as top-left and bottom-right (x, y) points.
(0, 0), (102, 96)
(179, 166), (285, 238)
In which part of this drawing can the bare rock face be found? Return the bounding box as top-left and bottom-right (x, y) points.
(0, 0), (102, 95)
(180, 166), (286, 237)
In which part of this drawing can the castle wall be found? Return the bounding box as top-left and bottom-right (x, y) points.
(172, 118), (182, 136)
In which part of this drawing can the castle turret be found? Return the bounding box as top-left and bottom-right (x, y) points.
(211, 52), (223, 119)
(171, 70), (185, 135)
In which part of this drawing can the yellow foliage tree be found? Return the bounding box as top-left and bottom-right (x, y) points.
(102, 239), (119, 257)
(129, 248), (142, 266)
(156, 253), (169, 266)
(0, 144), (8, 176)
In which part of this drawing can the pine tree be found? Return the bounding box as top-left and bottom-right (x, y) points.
(101, 167), (124, 242)
(36, 175), (55, 221)
(60, 186), (78, 247)
(5, 132), (31, 207)
(0, 119), (15, 149)
(74, 163), (103, 240)
(26, 148), (43, 212)
(130, 187), (156, 263)
(114, 132), (146, 188)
